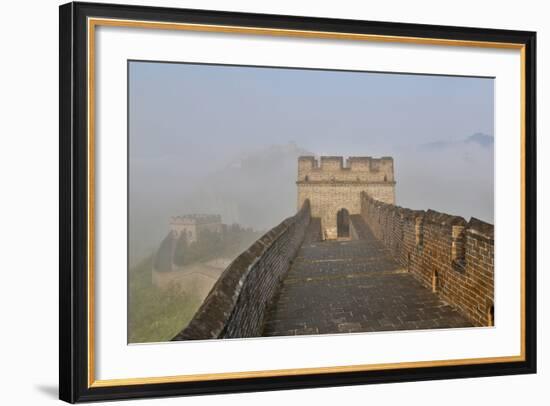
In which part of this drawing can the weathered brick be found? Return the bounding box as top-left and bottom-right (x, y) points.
(360, 193), (494, 327)
(173, 200), (313, 340)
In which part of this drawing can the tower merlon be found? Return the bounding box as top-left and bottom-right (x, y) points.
(297, 155), (394, 182)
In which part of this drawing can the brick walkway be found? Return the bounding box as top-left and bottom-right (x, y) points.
(262, 217), (472, 336)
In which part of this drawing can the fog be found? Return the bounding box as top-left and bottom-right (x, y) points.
(129, 62), (494, 266)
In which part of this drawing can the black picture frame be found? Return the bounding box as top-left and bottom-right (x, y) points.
(59, 1), (537, 403)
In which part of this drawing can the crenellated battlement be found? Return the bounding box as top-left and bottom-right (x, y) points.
(298, 156), (394, 183)
(359, 192), (494, 326)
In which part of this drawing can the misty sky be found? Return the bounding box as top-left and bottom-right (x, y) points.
(129, 61), (494, 265)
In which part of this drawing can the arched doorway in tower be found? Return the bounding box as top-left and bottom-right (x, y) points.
(336, 208), (350, 238)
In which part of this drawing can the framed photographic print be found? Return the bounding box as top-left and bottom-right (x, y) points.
(59, 1), (537, 403)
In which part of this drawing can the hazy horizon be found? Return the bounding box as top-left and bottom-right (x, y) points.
(129, 61), (494, 266)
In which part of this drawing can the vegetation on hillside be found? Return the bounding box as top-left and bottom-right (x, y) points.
(128, 255), (203, 344)
(173, 224), (262, 266)
(129, 224), (262, 343)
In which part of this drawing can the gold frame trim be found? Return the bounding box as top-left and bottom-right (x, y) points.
(87, 17), (527, 388)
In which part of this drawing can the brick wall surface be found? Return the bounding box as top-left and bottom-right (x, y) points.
(360, 193), (494, 327)
(173, 200), (312, 340)
(297, 183), (395, 230)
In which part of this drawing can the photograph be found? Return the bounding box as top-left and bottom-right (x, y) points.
(128, 61), (495, 344)
(55, 1), (537, 402)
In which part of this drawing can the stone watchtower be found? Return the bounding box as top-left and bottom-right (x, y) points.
(169, 214), (222, 244)
(297, 156), (396, 239)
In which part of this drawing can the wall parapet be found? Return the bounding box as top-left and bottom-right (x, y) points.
(173, 200), (311, 340)
(298, 155), (394, 183)
(359, 192), (494, 327)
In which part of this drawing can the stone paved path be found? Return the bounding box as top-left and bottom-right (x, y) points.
(262, 217), (472, 337)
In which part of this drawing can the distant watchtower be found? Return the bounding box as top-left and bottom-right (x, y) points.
(169, 214), (222, 243)
(297, 156), (396, 239)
